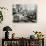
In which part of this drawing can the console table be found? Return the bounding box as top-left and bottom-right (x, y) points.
(2, 38), (44, 46)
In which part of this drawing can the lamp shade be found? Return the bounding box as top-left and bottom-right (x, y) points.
(3, 26), (12, 31)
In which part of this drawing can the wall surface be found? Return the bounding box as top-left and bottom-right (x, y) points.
(0, 0), (46, 46)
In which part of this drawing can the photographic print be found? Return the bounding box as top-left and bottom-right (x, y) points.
(12, 4), (37, 23)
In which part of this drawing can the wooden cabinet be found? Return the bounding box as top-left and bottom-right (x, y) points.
(2, 38), (44, 46)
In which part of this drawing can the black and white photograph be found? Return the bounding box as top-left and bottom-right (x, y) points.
(12, 4), (37, 23)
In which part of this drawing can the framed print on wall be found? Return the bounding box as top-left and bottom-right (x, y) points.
(12, 4), (37, 23)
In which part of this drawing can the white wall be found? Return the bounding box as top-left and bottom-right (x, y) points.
(0, 0), (46, 46)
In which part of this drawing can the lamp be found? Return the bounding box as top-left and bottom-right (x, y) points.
(3, 26), (12, 39)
